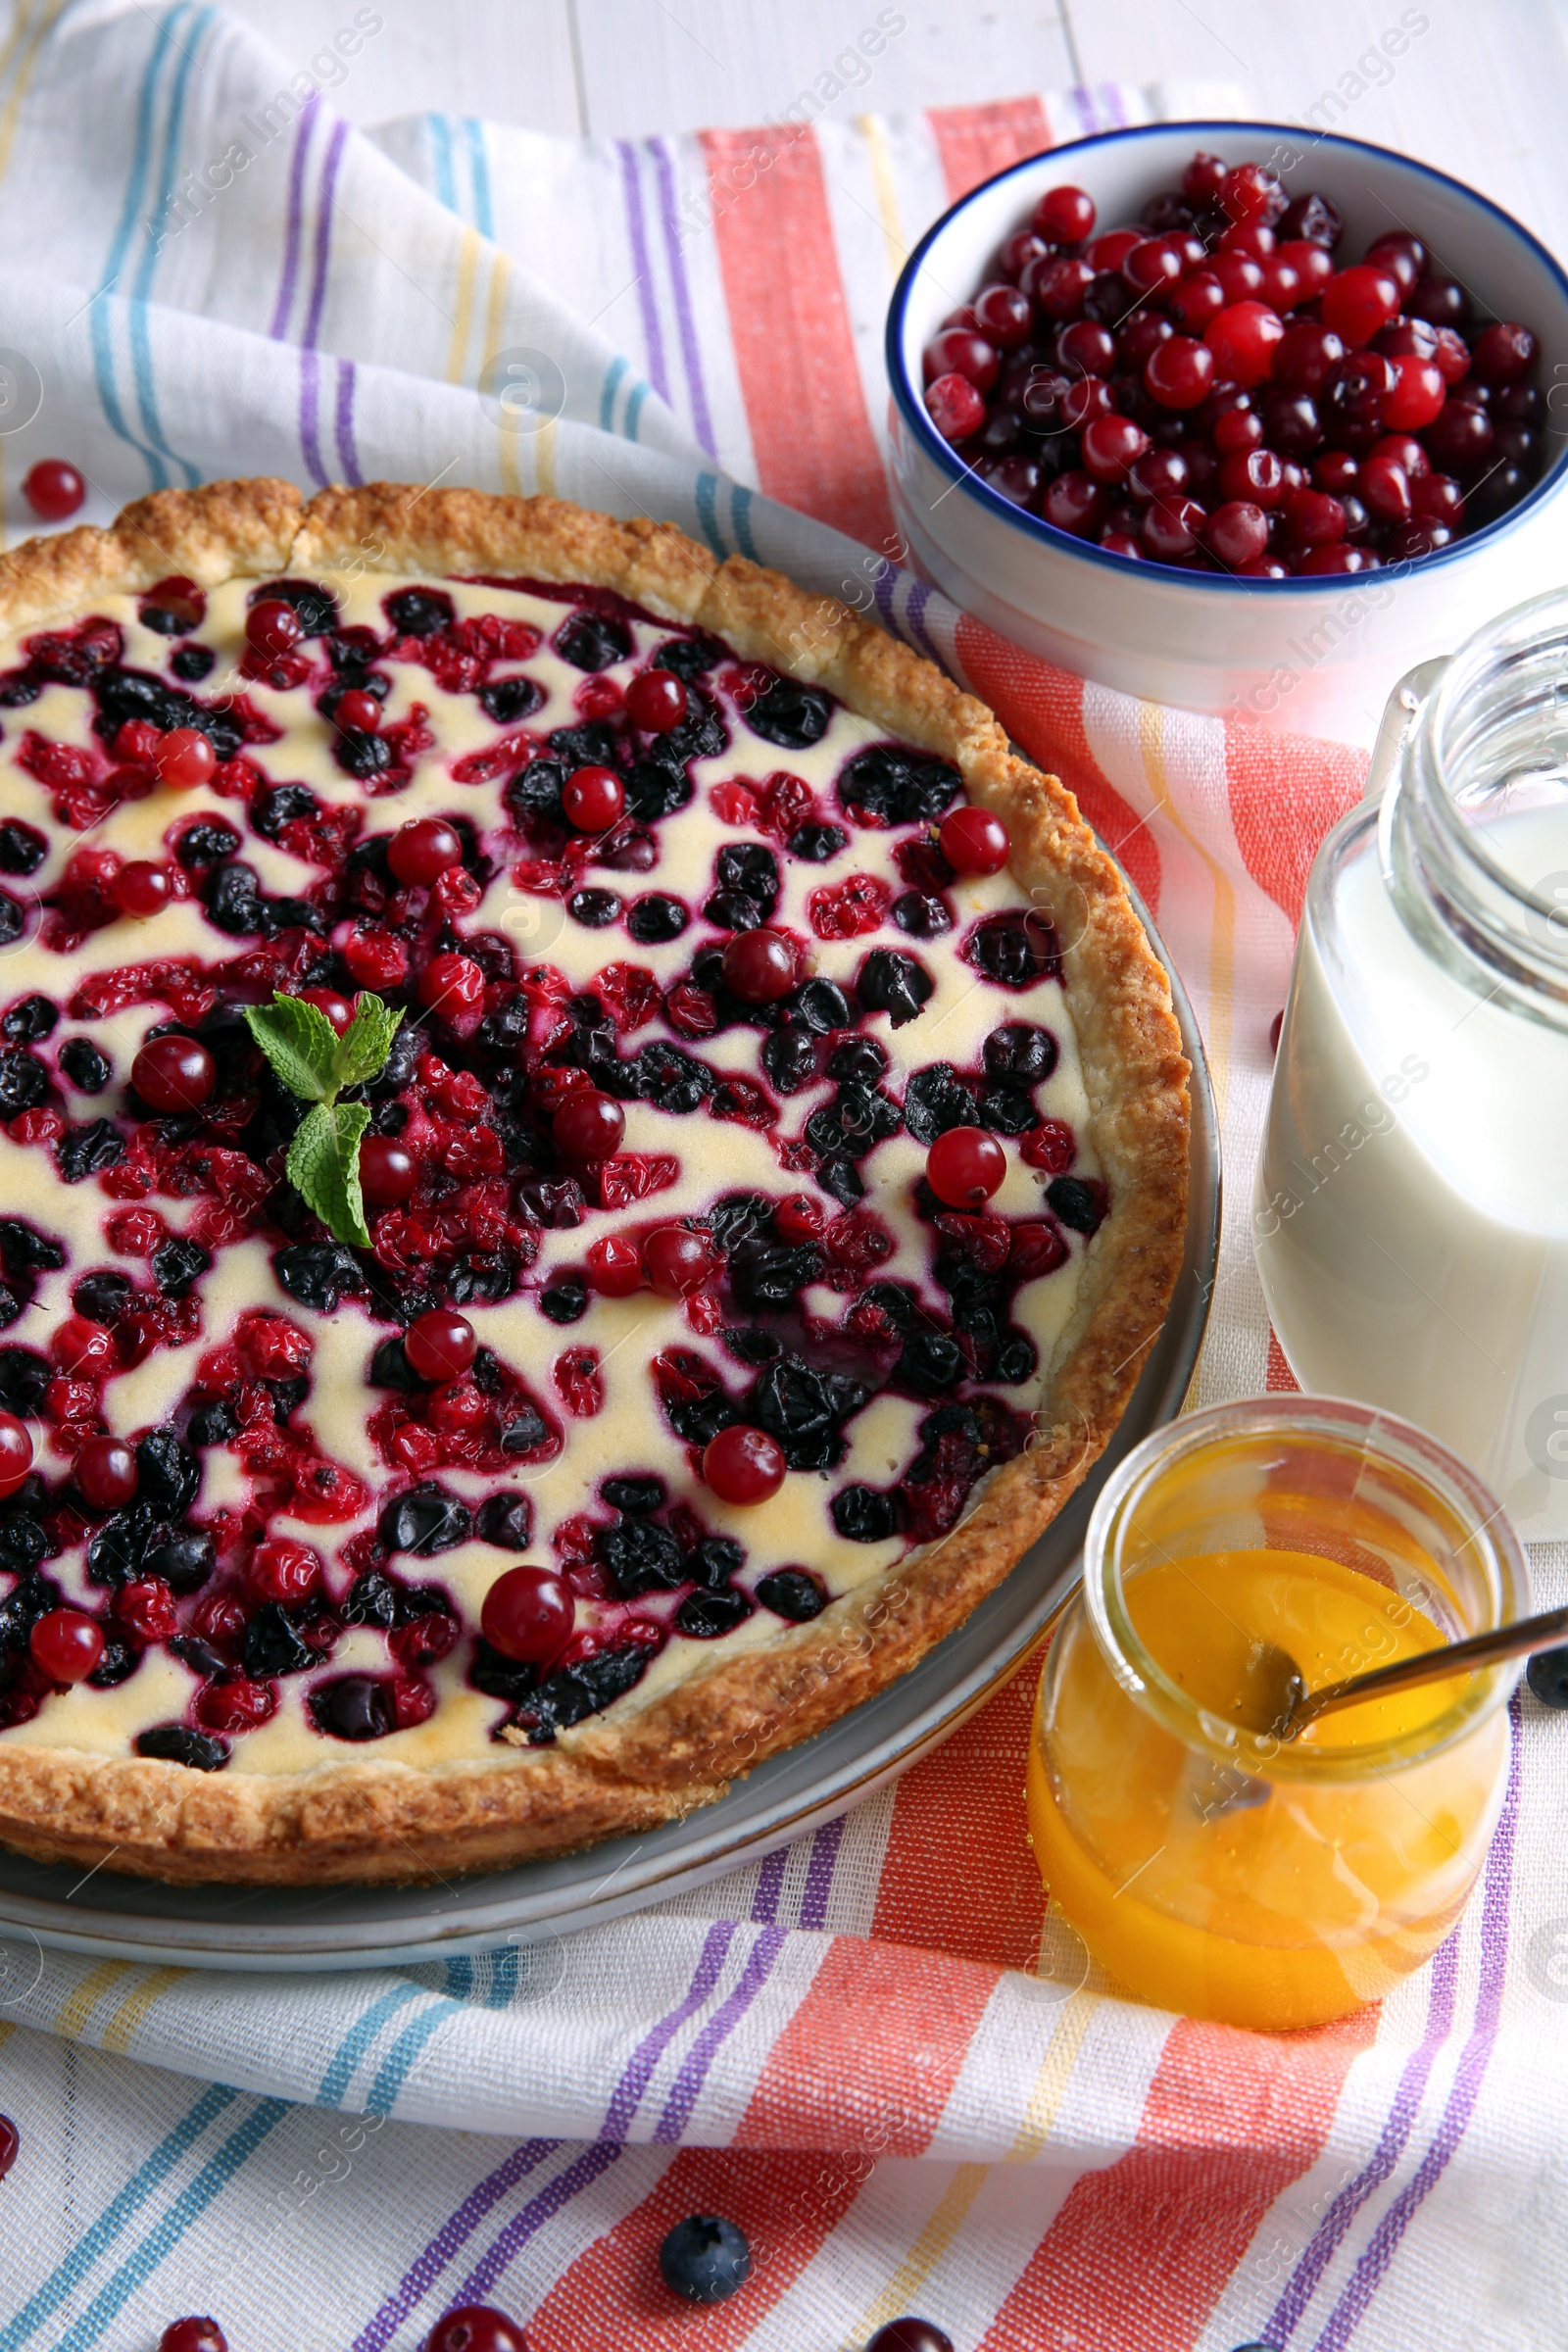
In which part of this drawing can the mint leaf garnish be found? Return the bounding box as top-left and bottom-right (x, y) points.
(286, 1101), (372, 1248)
(242, 990), (406, 1247)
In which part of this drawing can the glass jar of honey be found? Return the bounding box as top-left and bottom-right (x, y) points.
(1026, 1396), (1525, 2031)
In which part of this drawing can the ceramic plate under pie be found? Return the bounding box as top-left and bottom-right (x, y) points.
(0, 481), (1188, 1885)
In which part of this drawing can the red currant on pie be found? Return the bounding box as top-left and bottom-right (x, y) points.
(480, 1568), (573, 1666)
(720, 928), (797, 1003)
(552, 1089), (625, 1161)
(245, 598), (303, 660)
(297, 987), (355, 1033)
(405, 1309), (478, 1381)
(110, 860), (172, 919)
(131, 1035), (216, 1112)
(359, 1135), (416, 1205)
(154, 727), (216, 789)
(625, 668), (690, 733)
(938, 807), (1009, 875)
(74, 1437), (138, 1510)
(388, 818), (464, 885)
(23, 459), (85, 522)
(334, 688), (381, 733)
(703, 1425), (786, 1505)
(562, 764), (626, 831)
(30, 1608), (105, 1683)
(585, 1234), (644, 1296)
(643, 1227), (718, 1297)
(926, 1126), (1006, 1207)
(0, 1412), (32, 1497)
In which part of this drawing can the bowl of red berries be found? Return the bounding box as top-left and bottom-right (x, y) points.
(886, 123), (1568, 745)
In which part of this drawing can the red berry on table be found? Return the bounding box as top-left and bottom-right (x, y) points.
(334, 688), (381, 734)
(159, 2323), (228, 2352)
(1204, 301), (1285, 389)
(585, 1233), (645, 1297)
(297, 987), (354, 1034)
(23, 460), (86, 521)
(644, 1226), (718, 1297)
(479, 1570), (573, 1667)
(29, 1607), (104, 1684)
(389, 817), (463, 885)
(924, 372), (985, 442)
(405, 1309), (477, 1382)
(154, 726), (216, 789)
(867, 2323), (956, 2352)
(1032, 182), (1095, 243)
(359, 1134), (416, 1206)
(110, 860), (171, 919)
(418, 953), (485, 1015)
(704, 1424), (786, 1505)
(939, 806), (1009, 875)
(0, 2113), (16, 2179)
(927, 1124), (1006, 1207)
(51, 1316), (116, 1373)
(552, 1088), (625, 1161)
(721, 927), (798, 1004)
(625, 667), (690, 733)
(562, 764), (625, 831)
(0, 1412), (32, 1497)
(245, 598), (303, 660)
(74, 1437), (139, 1511)
(132, 1034), (216, 1113)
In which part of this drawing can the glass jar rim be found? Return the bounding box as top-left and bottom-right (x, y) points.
(1081, 1393), (1531, 1781)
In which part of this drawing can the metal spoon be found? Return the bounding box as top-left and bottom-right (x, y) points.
(1235, 1604), (1568, 1741)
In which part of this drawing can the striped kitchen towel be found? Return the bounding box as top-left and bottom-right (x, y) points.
(0, 4), (1564, 2347)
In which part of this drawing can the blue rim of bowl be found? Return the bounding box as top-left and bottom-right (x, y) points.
(886, 119), (1568, 594)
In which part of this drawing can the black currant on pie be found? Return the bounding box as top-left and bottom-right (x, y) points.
(0, 482), (1188, 1883)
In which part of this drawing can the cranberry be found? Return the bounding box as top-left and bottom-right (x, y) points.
(1371, 431), (1430, 479)
(1284, 487), (1348, 547)
(997, 228), (1049, 281)
(351, 1134), (414, 1214)
(1024, 254), (1095, 322)
(297, 987), (354, 1034)
(406, 1308), (477, 1382)
(1254, 254), (1300, 312)
(388, 817), (464, 885)
(562, 764), (626, 830)
(1320, 266), (1401, 348)
(922, 328), (1000, 392)
(1211, 405), (1262, 458)
(1084, 227), (1142, 272)
(343, 927), (409, 990)
(585, 1234), (644, 1297)
(159, 2324), (228, 2352)
(29, 1607), (104, 1684)
(973, 281), (1033, 346)
(0, 2114), (15, 2180)
(247, 1541), (323, 1604)
(1383, 356), (1446, 430)
(720, 927), (797, 1003)
(1409, 274), (1469, 329)
(926, 1125), (1006, 1207)
(1425, 398), (1494, 475)
(1297, 543), (1380, 573)
(1204, 500), (1268, 567)
(1413, 471), (1464, 523)
(23, 459), (86, 521)
(334, 688), (381, 734)
(552, 1088), (626, 1160)
(1274, 321), (1346, 393)
(131, 1032), (215, 1114)
(0, 1412), (32, 1497)
(1278, 238), (1334, 298)
(626, 667), (690, 733)
(1262, 390), (1324, 458)
(1120, 236), (1183, 300)
(939, 806), (1010, 874)
(1167, 271), (1225, 333)
(1099, 530), (1143, 559)
(1204, 300), (1285, 388)
(1218, 447), (1285, 508)
(419, 954), (485, 1015)
(1141, 495), (1206, 562)
(1432, 326), (1473, 384)
(480, 1568), (572, 1668)
(1116, 313), (1173, 371)
(980, 454), (1041, 508)
(703, 1424), (787, 1505)
(424, 2311), (534, 2352)
(1144, 335), (1214, 410)
(110, 860), (172, 919)
(1033, 183), (1095, 243)
(1212, 250), (1264, 305)
(925, 372), (984, 442)
(52, 1316), (116, 1372)
(1219, 162), (1285, 225)
(245, 599), (303, 661)
(1471, 320), (1538, 384)
(1071, 415), (1142, 485)
(1359, 454), (1413, 523)
(1366, 231), (1426, 294)
(1042, 470), (1105, 536)
(1056, 319), (1116, 378)
(644, 1226), (718, 1296)
(154, 727), (216, 789)
(75, 1436), (138, 1510)
(1237, 554), (1290, 578)
(1279, 191), (1344, 248)
(1128, 446), (1189, 501)
(1183, 152), (1229, 203)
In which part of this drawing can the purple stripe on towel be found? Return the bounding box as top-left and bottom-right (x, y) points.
(799, 1816), (847, 1930)
(654, 1926), (788, 2142)
(333, 358), (363, 484)
(269, 95), (317, 338)
(616, 140), (668, 401)
(650, 136), (716, 455)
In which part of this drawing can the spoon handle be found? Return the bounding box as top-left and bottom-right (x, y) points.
(1293, 1603), (1568, 1730)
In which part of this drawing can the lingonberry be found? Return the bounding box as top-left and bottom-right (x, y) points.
(74, 1436), (139, 1510)
(562, 765), (625, 831)
(553, 1088), (625, 1160)
(479, 1568), (573, 1667)
(159, 2323), (228, 2352)
(132, 1034), (216, 1112)
(625, 667), (690, 733)
(388, 818), (464, 885)
(110, 860), (172, 919)
(644, 1226), (718, 1297)
(720, 927), (798, 1003)
(23, 459), (85, 521)
(298, 987), (355, 1033)
(418, 953), (485, 1015)
(0, 1412), (32, 1497)
(248, 1541), (323, 1603)
(359, 1135), (417, 1205)
(154, 727), (216, 789)
(925, 372), (985, 441)
(704, 1424), (786, 1505)
(405, 1309), (477, 1382)
(926, 1125), (1006, 1207)
(585, 1234), (645, 1296)
(938, 806), (1009, 874)
(29, 1607), (104, 1684)
(52, 1316), (116, 1373)
(1032, 182), (1095, 243)
(245, 598), (303, 660)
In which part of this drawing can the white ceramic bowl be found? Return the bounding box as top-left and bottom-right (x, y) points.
(886, 122), (1568, 748)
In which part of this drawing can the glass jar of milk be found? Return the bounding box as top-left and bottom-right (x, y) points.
(1255, 590), (1568, 1541)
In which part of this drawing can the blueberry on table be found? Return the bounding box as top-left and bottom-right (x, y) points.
(0, 2112), (17, 2180)
(659, 2211), (753, 2304)
(1526, 1646), (1568, 1709)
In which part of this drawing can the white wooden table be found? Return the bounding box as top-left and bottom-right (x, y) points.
(225, 0), (1568, 254)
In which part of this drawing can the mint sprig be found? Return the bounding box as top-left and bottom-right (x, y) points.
(242, 991), (404, 1248)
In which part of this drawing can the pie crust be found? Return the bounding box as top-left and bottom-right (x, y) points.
(0, 481), (1189, 1884)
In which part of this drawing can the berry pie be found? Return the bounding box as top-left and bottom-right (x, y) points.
(0, 481), (1188, 1883)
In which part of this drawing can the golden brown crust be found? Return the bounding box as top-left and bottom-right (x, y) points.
(0, 483), (1190, 1885)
